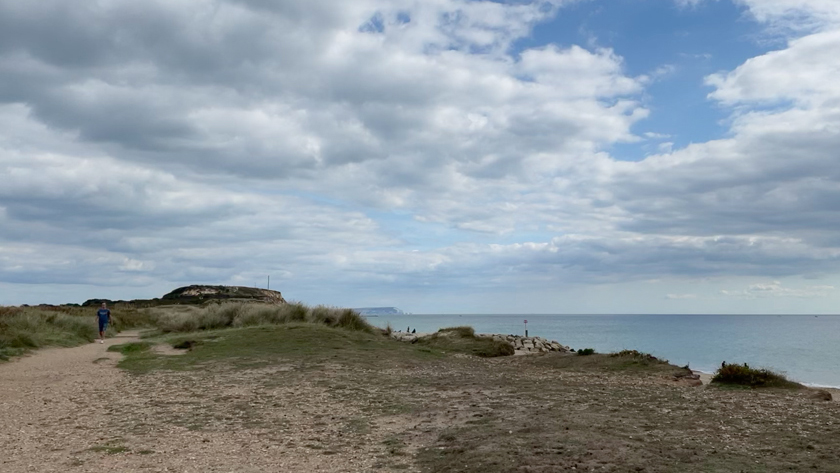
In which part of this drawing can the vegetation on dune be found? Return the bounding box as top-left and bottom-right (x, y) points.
(416, 326), (515, 357)
(712, 362), (802, 389)
(153, 302), (375, 334)
(577, 347), (596, 356)
(0, 302), (376, 361)
(0, 306), (98, 360)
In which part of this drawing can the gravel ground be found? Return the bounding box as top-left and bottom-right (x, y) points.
(0, 332), (415, 472)
(3, 329), (839, 473)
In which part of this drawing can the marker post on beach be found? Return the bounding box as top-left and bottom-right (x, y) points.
(524, 319), (528, 337)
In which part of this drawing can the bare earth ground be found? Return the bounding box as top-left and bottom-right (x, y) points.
(2, 327), (840, 472)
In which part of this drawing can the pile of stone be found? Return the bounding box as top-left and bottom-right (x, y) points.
(389, 331), (570, 354)
(479, 334), (571, 353)
(390, 332), (425, 343)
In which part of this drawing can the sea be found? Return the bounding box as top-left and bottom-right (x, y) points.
(365, 314), (840, 388)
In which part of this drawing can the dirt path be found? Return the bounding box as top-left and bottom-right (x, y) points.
(0, 334), (412, 472)
(4, 330), (838, 472)
(0, 332), (141, 472)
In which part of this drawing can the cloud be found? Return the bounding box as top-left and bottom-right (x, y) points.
(734, 0), (840, 32)
(665, 294), (697, 300)
(673, 0), (711, 8)
(2, 0), (840, 310)
(721, 281), (834, 298)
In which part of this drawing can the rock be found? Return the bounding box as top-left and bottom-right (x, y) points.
(811, 390), (833, 401)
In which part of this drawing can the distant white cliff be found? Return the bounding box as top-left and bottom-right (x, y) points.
(353, 307), (406, 316)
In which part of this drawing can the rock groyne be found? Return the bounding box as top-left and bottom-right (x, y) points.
(480, 334), (571, 354)
(391, 332), (571, 354)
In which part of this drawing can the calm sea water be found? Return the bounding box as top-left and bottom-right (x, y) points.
(367, 314), (840, 388)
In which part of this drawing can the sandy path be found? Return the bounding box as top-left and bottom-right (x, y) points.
(0, 333), (412, 472)
(0, 332), (141, 472)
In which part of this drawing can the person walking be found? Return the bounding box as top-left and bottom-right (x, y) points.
(96, 303), (112, 344)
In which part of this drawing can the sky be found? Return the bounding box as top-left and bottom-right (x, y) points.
(2, 0), (840, 313)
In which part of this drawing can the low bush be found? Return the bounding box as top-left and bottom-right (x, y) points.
(577, 348), (596, 356)
(438, 326), (476, 338)
(610, 350), (664, 363)
(416, 327), (514, 357)
(712, 362), (802, 388)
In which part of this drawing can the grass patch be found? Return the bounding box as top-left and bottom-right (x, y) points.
(172, 339), (199, 350)
(711, 363), (803, 389)
(88, 445), (129, 455)
(107, 341), (152, 354)
(114, 324), (444, 373)
(416, 327), (514, 357)
(382, 435), (408, 456)
(87, 438), (129, 455)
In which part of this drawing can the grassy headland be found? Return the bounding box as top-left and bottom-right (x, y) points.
(102, 324), (840, 472)
(3, 299), (839, 472)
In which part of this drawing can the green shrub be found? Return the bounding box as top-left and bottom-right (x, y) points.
(577, 348), (596, 356)
(417, 326), (514, 357)
(438, 326), (476, 337)
(474, 339), (516, 357)
(712, 362), (802, 388)
(610, 350), (664, 363)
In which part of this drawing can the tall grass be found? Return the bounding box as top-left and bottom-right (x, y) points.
(0, 307), (98, 360)
(153, 303), (376, 334)
(1, 302), (376, 361)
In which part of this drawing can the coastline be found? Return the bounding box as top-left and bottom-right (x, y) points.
(693, 370), (839, 402)
(369, 314), (840, 388)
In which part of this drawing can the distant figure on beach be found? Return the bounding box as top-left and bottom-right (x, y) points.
(411, 329), (416, 334)
(96, 303), (111, 344)
(407, 326), (410, 333)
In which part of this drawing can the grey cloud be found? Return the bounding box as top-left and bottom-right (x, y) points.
(7, 0), (840, 308)
(0, 0), (644, 185)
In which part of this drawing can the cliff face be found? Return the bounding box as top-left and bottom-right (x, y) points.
(81, 285), (286, 307)
(161, 285), (287, 304)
